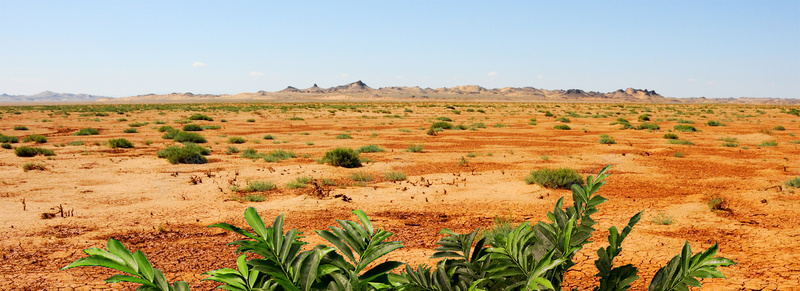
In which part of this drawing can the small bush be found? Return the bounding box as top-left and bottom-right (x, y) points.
(524, 168), (583, 189)
(172, 131), (207, 143)
(288, 117), (304, 121)
(286, 176), (312, 189)
(202, 125), (221, 130)
(158, 125), (175, 132)
(674, 125), (698, 132)
(23, 135), (47, 143)
(263, 134), (275, 140)
(663, 133), (679, 139)
(22, 162), (46, 172)
(667, 139), (695, 145)
(123, 128), (138, 133)
(128, 122), (148, 127)
(431, 121), (452, 129)
(351, 172), (373, 182)
(384, 171), (407, 181)
(228, 136), (246, 144)
(157, 143), (210, 164)
(553, 124), (571, 130)
(238, 180), (277, 192)
(246, 118), (256, 122)
(1, 143), (11, 149)
(264, 150), (297, 162)
(335, 133), (352, 139)
(406, 144), (424, 152)
(772, 125), (786, 131)
(706, 120), (725, 127)
(757, 140), (778, 147)
(673, 152), (684, 158)
(652, 212), (674, 225)
(610, 118), (633, 129)
(14, 146), (55, 157)
(188, 113), (213, 121)
(108, 138), (134, 148)
(321, 147), (362, 168)
(722, 142), (738, 147)
(636, 123), (660, 130)
(676, 119), (694, 124)
(598, 134), (616, 144)
(74, 128), (100, 136)
(240, 148), (264, 159)
(493, 123), (509, 128)
(225, 146), (240, 155)
(182, 124), (203, 131)
(556, 117), (570, 123)
(708, 197), (726, 211)
(14, 126), (28, 130)
(436, 116), (452, 121)
(357, 145), (385, 153)
(0, 134), (19, 143)
(786, 177), (800, 188)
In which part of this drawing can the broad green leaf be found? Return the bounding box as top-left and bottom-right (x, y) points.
(244, 207), (269, 239)
(133, 250), (154, 282)
(352, 209), (374, 235)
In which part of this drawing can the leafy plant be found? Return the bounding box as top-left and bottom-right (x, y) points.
(431, 121), (453, 130)
(599, 134), (617, 144)
(674, 125), (698, 132)
(0, 134), (19, 143)
(553, 124), (571, 130)
(14, 125), (28, 130)
(109, 138), (134, 149)
(358, 144), (385, 153)
(183, 124), (203, 131)
(123, 128), (138, 133)
(172, 131), (207, 143)
(667, 139), (695, 145)
(1, 143), (11, 149)
(264, 149), (297, 162)
(706, 120), (725, 127)
(228, 136), (246, 144)
(188, 113), (213, 121)
(321, 147), (362, 168)
(234, 180), (277, 192)
(636, 123), (660, 130)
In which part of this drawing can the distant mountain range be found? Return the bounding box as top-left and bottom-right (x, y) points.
(0, 91), (105, 102)
(3, 82), (798, 104)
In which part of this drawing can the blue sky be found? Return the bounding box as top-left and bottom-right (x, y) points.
(1, 1), (798, 98)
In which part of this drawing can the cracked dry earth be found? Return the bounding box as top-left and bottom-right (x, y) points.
(1, 102), (799, 290)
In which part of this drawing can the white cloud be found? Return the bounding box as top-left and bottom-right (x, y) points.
(336, 73), (350, 78)
(249, 71), (265, 77)
(487, 71), (499, 77)
(192, 61), (207, 67)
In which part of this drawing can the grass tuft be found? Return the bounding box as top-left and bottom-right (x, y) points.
(524, 168), (583, 189)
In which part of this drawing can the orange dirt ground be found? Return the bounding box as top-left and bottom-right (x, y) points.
(1, 102), (799, 290)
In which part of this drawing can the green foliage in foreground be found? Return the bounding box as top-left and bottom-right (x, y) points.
(63, 166), (735, 291)
(156, 143), (210, 164)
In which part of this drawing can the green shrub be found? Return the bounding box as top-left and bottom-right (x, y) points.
(235, 180), (277, 192)
(74, 128), (100, 136)
(667, 139), (695, 145)
(722, 142), (738, 147)
(405, 143), (424, 152)
(357, 144), (385, 153)
(227, 136), (246, 144)
(335, 133), (352, 139)
(263, 134), (275, 140)
(676, 119), (694, 124)
(706, 120), (725, 127)
(636, 123), (660, 130)
(172, 131), (207, 143)
(182, 124), (203, 131)
(481, 216), (516, 243)
(598, 134), (616, 144)
(384, 171), (407, 181)
(436, 116), (452, 121)
(22, 162), (46, 172)
(0, 134), (19, 143)
(58, 166), (738, 291)
(351, 172), (373, 182)
(157, 143), (210, 164)
(556, 117), (570, 123)
(188, 113), (213, 121)
(14, 146), (55, 157)
(264, 149), (297, 162)
(202, 125), (221, 130)
(1, 143), (11, 149)
(524, 167), (583, 189)
(471, 122), (486, 128)
(674, 125), (698, 132)
(786, 177), (800, 188)
(610, 118), (634, 129)
(544, 110), (554, 117)
(431, 121), (452, 129)
(123, 128), (138, 133)
(321, 147), (361, 168)
(128, 122), (148, 127)
(757, 140), (778, 147)
(652, 212), (674, 225)
(240, 148), (263, 159)
(637, 114), (651, 122)
(13, 126), (28, 130)
(108, 138), (134, 148)
(288, 116), (304, 121)
(246, 118), (256, 122)
(225, 146), (239, 154)
(673, 152), (685, 158)
(663, 133), (679, 139)
(553, 124), (571, 130)
(286, 176), (312, 189)
(158, 125), (175, 132)
(773, 125), (786, 131)
(23, 135), (47, 143)
(492, 123), (509, 128)
(708, 197), (726, 211)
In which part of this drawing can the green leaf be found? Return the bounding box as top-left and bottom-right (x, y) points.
(352, 209), (374, 236)
(133, 250), (155, 282)
(244, 207), (269, 239)
(107, 239), (138, 271)
(104, 274), (154, 286)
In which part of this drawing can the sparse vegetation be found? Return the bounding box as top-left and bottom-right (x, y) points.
(758, 140), (778, 147)
(156, 143), (210, 164)
(108, 138), (134, 148)
(286, 176), (312, 188)
(636, 122), (660, 130)
(786, 177), (800, 188)
(350, 172), (373, 182)
(227, 136), (246, 144)
(225, 146), (239, 154)
(553, 124), (571, 130)
(335, 133), (353, 139)
(651, 212), (674, 225)
(598, 134), (617, 144)
(663, 133), (679, 139)
(22, 162), (46, 172)
(321, 147), (362, 168)
(74, 128), (100, 136)
(667, 139), (695, 145)
(23, 135), (47, 143)
(431, 121), (453, 130)
(14, 146), (55, 157)
(1, 143), (11, 149)
(13, 126), (28, 130)
(357, 144), (384, 153)
(234, 180), (276, 192)
(674, 125), (698, 132)
(123, 128), (138, 133)
(182, 124), (203, 131)
(524, 167), (583, 189)
(188, 113), (213, 121)
(405, 143), (424, 152)
(384, 171), (407, 181)
(0, 134), (19, 143)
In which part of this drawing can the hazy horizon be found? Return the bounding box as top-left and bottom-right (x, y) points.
(1, 1), (798, 99)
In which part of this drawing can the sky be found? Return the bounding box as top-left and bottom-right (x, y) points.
(0, 1), (798, 98)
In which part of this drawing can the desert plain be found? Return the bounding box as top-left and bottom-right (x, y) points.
(1, 102), (799, 290)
